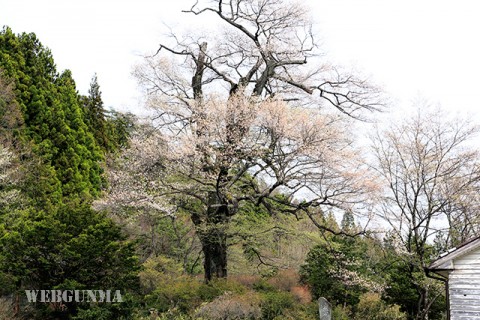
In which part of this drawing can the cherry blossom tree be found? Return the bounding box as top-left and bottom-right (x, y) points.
(0, 146), (20, 211)
(101, 95), (377, 280)
(123, 0), (382, 281)
(0, 73), (22, 212)
(371, 107), (480, 319)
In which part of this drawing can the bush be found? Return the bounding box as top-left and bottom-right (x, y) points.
(197, 278), (246, 301)
(260, 291), (295, 320)
(139, 256), (184, 294)
(140, 256), (201, 314)
(143, 268), (248, 315)
(144, 275), (202, 313)
(279, 302), (318, 320)
(354, 293), (407, 320)
(290, 285), (312, 304)
(153, 310), (196, 320)
(195, 291), (262, 320)
(72, 306), (113, 320)
(332, 305), (352, 320)
(230, 274), (261, 289)
(266, 269), (299, 292)
(253, 279), (276, 293)
(133, 310), (198, 320)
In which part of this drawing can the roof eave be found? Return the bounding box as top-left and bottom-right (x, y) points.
(428, 236), (480, 270)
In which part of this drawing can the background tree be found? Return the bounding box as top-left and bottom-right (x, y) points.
(132, 0), (381, 281)
(0, 205), (139, 318)
(0, 71), (23, 147)
(102, 95), (375, 281)
(371, 107), (480, 319)
(80, 74), (136, 154)
(301, 214), (380, 306)
(104, 109), (136, 151)
(0, 27), (104, 200)
(0, 145), (22, 218)
(371, 232), (445, 320)
(81, 73), (109, 151)
(0, 73), (23, 214)
(0, 28), (141, 319)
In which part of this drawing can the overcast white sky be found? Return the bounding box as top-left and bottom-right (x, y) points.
(1, 0), (480, 121)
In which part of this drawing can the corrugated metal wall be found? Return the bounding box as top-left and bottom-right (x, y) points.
(449, 251), (480, 319)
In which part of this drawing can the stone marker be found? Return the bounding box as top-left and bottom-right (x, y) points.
(318, 297), (332, 320)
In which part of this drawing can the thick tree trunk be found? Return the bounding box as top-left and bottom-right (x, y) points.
(201, 226), (228, 281)
(191, 191), (230, 282)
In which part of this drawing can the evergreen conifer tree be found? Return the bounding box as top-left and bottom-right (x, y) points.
(0, 27), (140, 318)
(0, 27), (104, 199)
(82, 74), (109, 151)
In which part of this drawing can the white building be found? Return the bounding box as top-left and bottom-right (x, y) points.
(428, 237), (480, 320)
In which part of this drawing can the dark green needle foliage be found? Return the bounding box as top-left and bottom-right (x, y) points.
(0, 27), (140, 319)
(0, 26), (104, 200)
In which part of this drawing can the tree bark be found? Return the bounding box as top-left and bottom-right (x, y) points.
(191, 191), (230, 282)
(200, 225), (228, 281)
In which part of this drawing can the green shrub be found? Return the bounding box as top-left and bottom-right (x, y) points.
(197, 278), (246, 301)
(354, 293), (407, 320)
(332, 305), (351, 320)
(133, 309), (198, 320)
(72, 306), (113, 320)
(155, 310), (196, 320)
(230, 274), (261, 289)
(144, 275), (202, 313)
(139, 256), (184, 294)
(279, 302), (318, 320)
(253, 279), (276, 293)
(195, 291), (262, 320)
(260, 291), (295, 320)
